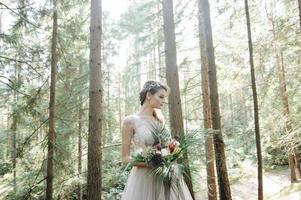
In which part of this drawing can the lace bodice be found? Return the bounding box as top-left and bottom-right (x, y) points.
(129, 114), (158, 152)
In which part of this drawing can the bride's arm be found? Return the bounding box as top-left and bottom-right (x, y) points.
(121, 117), (149, 168)
(121, 117), (133, 164)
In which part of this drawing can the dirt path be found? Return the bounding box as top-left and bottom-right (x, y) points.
(231, 169), (296, 200)
(231, 161), (301, 200)
(195, 161), (301, 200)
(0, 183), (12, 199)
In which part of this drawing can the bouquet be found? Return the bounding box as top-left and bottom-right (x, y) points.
(127, 123), (199, 198)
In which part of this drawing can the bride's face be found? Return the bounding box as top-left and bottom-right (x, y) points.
(148, 88), (167, 109)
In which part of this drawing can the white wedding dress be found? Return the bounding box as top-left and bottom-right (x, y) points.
(121, 114), (193, 200)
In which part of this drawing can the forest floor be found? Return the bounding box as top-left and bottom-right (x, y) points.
(195, 160), (301, 200)
(0, 183), (11, 199)
(1, 160), (301, 199)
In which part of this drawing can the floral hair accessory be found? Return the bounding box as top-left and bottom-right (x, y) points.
(143, 82), (161, 91)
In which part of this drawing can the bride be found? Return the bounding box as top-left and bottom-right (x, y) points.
(121, 80), (193, 200)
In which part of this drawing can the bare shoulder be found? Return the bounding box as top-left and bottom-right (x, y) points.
(122, 114), (136, 128)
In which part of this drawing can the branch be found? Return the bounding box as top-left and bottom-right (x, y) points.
(17, 118), (49, 158)
(0, 76), (30, 96)
(0, 2), (33, 10)
(103, 143), (122, 149)
(24, 77), (49, 110)
(23, 160), (47, 200)
(0, 55), (43, 77)
(0, 2), (42, 30)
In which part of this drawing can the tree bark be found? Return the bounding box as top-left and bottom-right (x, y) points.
(229, 94), (234, 131)
(77, 64), (83, 200)
(270, 15), (298, 182)
(278, 51), (300, 181)
(298, 0), (301, 28)
(265, 9), (299, 181)
(294, 154), (301, 179)
(6, 106), (10, 160)
(197, 0), (217, 199)
(280, 53), (301, 179)
(157, 0), (164, 82)
(46, 0), (58, 199)
(118, 72), (122, 132)
(198, 0), (232, 199)
(162, 0), (194, 198)
(11, 81), (17, 193)
(87, 0), (102, 199)
(239, 89), (248, 126)
(107, 60), (112, 143)
(244, 0), (263, 199)
(0, 11), (2, 36)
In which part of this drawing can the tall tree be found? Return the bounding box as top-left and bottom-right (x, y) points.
(268, 12), (299, 182)
(46, 0), (58, 199)
(244, 0), (263, 199)
(11, 64), (20, 193)
(277, 51), (301, 181)
(77, 64), (83, 200)
(298, 0), (301, 28)
(0, 9), (1, 29)
(87, 0), (102, 199)
(198, 0), (232, 199)
(197, 0), (217, 199)
(162, 0), (194, 198)
(157, 0), (164, 83)
(118, 72), (122, 132)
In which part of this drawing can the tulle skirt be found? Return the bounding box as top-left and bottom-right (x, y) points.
(121, 166), (193, 200)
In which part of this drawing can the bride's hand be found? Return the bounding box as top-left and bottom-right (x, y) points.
(134, 162), (150, 169)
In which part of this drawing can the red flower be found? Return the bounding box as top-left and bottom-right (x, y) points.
(168, 142), (176, 153)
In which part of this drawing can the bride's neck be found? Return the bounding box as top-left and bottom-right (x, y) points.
(138, 104), (154, 117)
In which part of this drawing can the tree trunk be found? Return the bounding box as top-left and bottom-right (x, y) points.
(294, 154), (301, 179)
(11, 85), (17, 193)
(152, 43), (157, 80)
(156, 0), (165, 82)
(46, 0), (58, 198)
(197, 0), (217, 199)
(244, 0), (263, 199)
(280, 53), (301, 179)
(118, 72), (122, 132)
(87, 0), (102, 199)
(277, 51), (300, 181)
(0, 10), (2, 38)
(77, 64), (83, 200)
(107, 62), (112, 143)
(162, 0), (194, 198)
(6, 106), (10, 160)
(11, 58), (22, 193)
(239, 89), (248, 126)
(157, 0), (164, 82)
(198, 0), (232, 199)
(270, 11), (298, 181)
(229, 94), (234, 131)
(298, 0), (301, 28)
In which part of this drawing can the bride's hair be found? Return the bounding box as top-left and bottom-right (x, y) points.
(139, 80), (169, 123)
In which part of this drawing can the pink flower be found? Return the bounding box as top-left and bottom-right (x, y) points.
(153, 143), (162, 151)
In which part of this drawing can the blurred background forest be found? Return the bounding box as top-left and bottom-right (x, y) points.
(0, 0), (301, 199)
